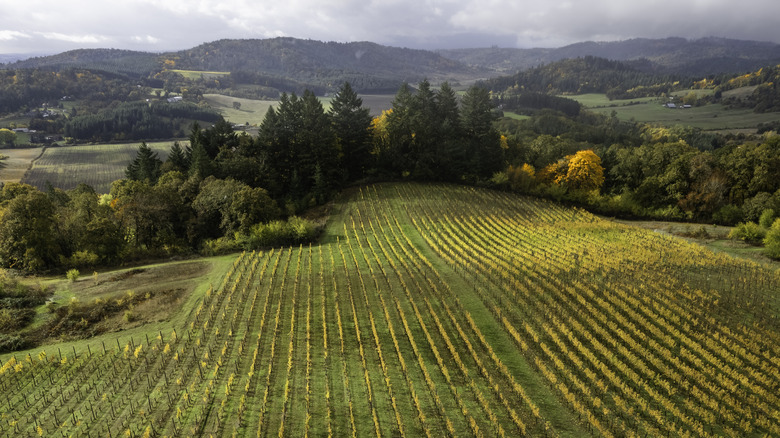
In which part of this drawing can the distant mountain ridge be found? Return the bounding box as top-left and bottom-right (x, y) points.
(437, 37), (780, 76)
(3, 38), (487, 93)
(4, 36), (780, 93)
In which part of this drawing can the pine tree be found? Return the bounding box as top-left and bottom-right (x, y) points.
(166, 141), (189, 173)
(125, 142), (162, 183)
(461, 86), (503, 179)
(329, 82), (372, 181)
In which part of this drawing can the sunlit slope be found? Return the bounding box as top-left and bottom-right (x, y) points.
(1, 183), (778, 437)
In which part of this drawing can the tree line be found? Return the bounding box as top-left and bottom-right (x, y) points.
(495, 110), (780, 235)
(64, 101), (221, 142)
(0, 81), (503, 272)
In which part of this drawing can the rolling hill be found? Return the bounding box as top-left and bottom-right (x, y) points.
(438, 37), (780, 76)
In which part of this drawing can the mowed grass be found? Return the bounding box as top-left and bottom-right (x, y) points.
(21, 141), (177, 193)
(169, 70), (231, 80)
(0, 147), (43, 184)
(2, 182), (778, 437)
(567, 90), (779, 132)
(202, 94), (278, 126)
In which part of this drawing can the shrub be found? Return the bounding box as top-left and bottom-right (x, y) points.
(66, 269), (80, 282)
(0, 334), (28, 354)
(759, 209), (776, 229)
(712, 204), (743, 225)
(728, 222), (767, 244)
(764, 218), (780, 259)
(241, 216), (320, 249)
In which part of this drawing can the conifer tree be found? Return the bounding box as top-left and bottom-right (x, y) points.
(125, 142), (162, 183)
(329, 82), (372, 181)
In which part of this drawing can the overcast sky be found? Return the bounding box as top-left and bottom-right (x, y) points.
(2, 0), (779, 55)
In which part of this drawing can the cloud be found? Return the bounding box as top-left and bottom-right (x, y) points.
(1, 0), (779, 54)
(131, 35), (161, 45)
(0, 31), (32, 41)
(35, 32), (111, 45)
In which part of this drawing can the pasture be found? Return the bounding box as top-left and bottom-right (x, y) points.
(0, 147), (43, 184)
(204, 93), (395, 125)
(566, 91), (779, 132)
(169, 70), (231, 81)
(21, 141), (177, 193)
(1, 182), (778, 437)
(202, 94), (278, 126)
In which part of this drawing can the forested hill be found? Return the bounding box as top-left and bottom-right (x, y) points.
(4, 38), (488, 92)
(438, 37), (780, 76)
(167, 38), (481, 82)
(6, 48), (161, 77)
(483, 56), (689, 99)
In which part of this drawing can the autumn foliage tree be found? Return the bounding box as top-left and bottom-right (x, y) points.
(563, 149), (605, 192)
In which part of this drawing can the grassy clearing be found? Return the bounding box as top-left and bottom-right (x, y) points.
(202, 94), (277, 126)
(0, 147), (43, 184)
(21, 141), (177, 193)
(502, 111), (532, 121)
(169, 70), (230, 80)
(1, 183), (778, 437)
(567, 91), (779, 132)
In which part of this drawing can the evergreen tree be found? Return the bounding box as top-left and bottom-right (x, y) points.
(188, 141), (214, 179)
(461, 86), (503, 179)
(125, 142), (162, 183)
(409, 79), (439, 179)
(165, 141), (189, 173)
(435, 82), (465, 181)
(386, 83), (416, 175)
(329, 82), (372, 181)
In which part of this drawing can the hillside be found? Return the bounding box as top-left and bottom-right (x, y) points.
(438, 37), (780, 76)
(4, 38), (489, 94)
(1, 183), (778, 437)
(168, 38), (484, 86)
(7, 48), (161, 77)
(483, 56), (688, 98)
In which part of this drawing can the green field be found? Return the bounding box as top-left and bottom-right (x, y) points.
(567, 92), (780, 132)
(0, 147), (43, 184)
(202, 94), (278, 126)
(2, 183), (778, 437)
(170, 70), (231, 80)
(21, 141), (177, 193)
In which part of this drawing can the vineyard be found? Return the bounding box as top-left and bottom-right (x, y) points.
(21, 142), (175, 193)
(1, 182), (779, 437)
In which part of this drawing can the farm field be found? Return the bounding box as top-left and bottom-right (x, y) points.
(205, 93), (395, 125)
(0, 147), (43, 184)
(202, 94), (278, 126)
(566, 92), (780, 132)
(21, 141), (177, 193)
(2, 183), (779, 437)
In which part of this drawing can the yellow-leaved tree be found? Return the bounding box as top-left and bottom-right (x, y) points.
(562, 149), (605, 193)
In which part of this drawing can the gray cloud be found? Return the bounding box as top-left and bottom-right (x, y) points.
(1, 0), (779, 55)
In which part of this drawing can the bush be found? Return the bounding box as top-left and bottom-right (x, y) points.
(66, 269), (80, 282)
(241, 216), (320, 249)
(764, 218), (780, 259)
(712, 204), (743, 225)
(759, 209), (776, 229)
(0, 334), (28, 353)
(64, 250), (100, 269)
(200, 237), (241, 256)
(728, 222), (767, 244)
